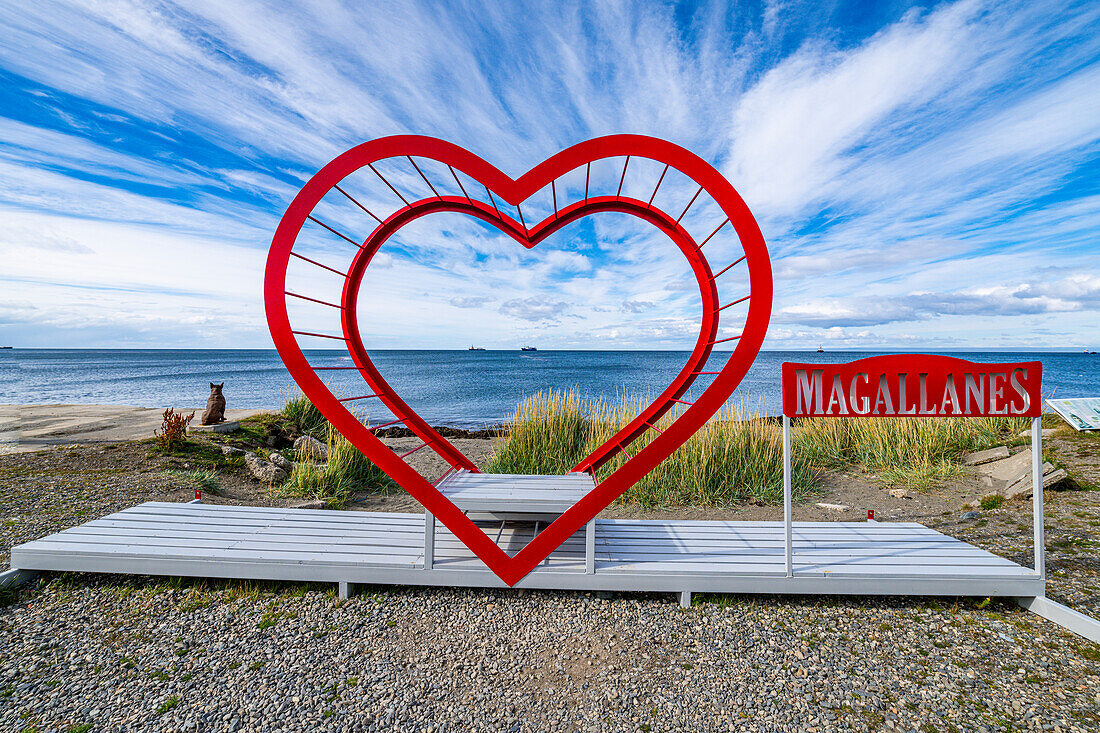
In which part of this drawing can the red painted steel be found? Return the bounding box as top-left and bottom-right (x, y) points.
(265, 134), (773, 585)
(781, 355), (1042, 418)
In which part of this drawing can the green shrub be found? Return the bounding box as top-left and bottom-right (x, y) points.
(979, 495), (1005, 510)
(281, 392), (327, 438)
(277, 425), (396, 507)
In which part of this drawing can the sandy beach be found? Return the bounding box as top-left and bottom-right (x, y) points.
(0, 404), (270, 454)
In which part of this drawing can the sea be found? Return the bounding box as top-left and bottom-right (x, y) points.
(2, 349), (1098, 428)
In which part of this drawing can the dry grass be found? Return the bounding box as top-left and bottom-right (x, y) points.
(795, 415), (1030, 489)
(486, 390), (816, 508)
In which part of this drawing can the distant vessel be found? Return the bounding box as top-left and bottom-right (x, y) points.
(0, 346), (11, 350)
(521, 346), (538, 352)
(468, 346), (486, 351)
(816, 345), (824, 353)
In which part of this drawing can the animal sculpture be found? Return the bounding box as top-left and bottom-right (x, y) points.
(201, 382), (226, 425)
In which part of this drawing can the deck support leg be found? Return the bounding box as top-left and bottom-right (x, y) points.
(679, 591), (691, 609)
(1031, 417), (1045, 580)
(585, 519), (596, 574)
(338, 581), (351, 601)
(782, 415), (793, 578)
(424, 511), (435, 571)
(1017, 596), (1100, 643)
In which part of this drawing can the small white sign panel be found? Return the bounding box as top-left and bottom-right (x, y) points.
(1046, 398), (1100, 431)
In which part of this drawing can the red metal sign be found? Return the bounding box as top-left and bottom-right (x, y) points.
(781, 355), (1042, 418)
(266, 135), (772, 586)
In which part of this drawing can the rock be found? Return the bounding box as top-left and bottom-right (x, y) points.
(219, 445), (243, 455)
(269, 452), (293, 472)
(188, 421), (240, 434)
(244, 452), (287, 484)
(977, 449), (1033, 484)
(961, 446), (1009, 466)
(291, 500), (327, 510)
(961, 511), (981, 520)
(293, 435), (328, 461)
(888, 489), (909, 499)
(1004, 467), (1068, 500)
(815, 502), (849, 512)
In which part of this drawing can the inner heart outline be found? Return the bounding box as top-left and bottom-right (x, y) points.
(265, 135), (772, 585)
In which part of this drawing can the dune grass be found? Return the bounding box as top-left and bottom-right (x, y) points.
(276, 424), (397, 507)
(486, 390), (816, 508)
(280, 391), (328, 438)
(796, 414), (1030, 489)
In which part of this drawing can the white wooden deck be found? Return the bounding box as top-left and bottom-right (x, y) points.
(9, 502), (1042, 598)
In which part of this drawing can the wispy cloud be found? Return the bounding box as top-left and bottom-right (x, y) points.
(0, 0), (1097, 349)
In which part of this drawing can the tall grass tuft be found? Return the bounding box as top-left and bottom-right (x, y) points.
(796, 415), (1029, 488)
(486, 390), (815, 508)
(281, 392), (328, 438)
(277, 424), (396, 507)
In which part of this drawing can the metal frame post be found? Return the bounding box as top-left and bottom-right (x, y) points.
(783, 415), (793, 578)
(585, 519), (596, 574)
(1031, 416), (1045, 580)
(424, 511), (435, 571)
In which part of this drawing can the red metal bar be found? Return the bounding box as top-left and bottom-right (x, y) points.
(551, 180), (558, 216)
(368, 418), (403, 432)
(407, 156), (442, 199)
(676, 186), (704, 223)
(584, 162), (590, 202)
(672, 399), (694, 405)
(517, 204), (529, 237)
(616, 444), (632, 458)
(289, 251), (348, 278)
(710, 335), (742, 345)
(647, 164), (669, 208)
(717, 294), (751, 312)
(433, 466), (457, 487)
(310, 366), (363, 371)
(699, 219), (729, 248)
(645, 421), (664, 434)
(398, 441), (432, 459)
(616, 156), (630, 199)
(338, 393), (382, 402)
(484, 186), (503, 219)
(448, 165), (473, 204)
(711, 255), (746, 280)
(306, 215), (362, 249)
(291, 330), (347, 341)
(692, 371), (721, 375)
(285, 291), (343, 309)
(368, 162), (411, 206)
(334, 184), (383, 224)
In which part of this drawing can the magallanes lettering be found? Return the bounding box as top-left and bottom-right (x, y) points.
(785, 361), (1039, 418)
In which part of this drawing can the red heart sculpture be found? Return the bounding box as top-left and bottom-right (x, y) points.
(265, 135), (772, 586)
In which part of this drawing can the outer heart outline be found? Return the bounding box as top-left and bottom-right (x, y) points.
(265, 135), (772, 586)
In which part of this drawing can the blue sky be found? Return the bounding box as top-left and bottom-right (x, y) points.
(1, 0), (1098, 350)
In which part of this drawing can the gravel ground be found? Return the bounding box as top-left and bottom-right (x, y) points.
(2, 429), (1100, 732)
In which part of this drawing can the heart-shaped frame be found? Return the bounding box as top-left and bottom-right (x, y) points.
(265, 135), (772, 585)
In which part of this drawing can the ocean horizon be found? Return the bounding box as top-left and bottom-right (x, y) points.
(3, 348), (1098, 427)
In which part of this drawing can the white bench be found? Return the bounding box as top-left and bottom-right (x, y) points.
(425, 471), (598, 573)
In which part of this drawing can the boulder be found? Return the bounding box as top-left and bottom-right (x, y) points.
(294, 435), (328, 461)
(244, 452), (287, 484)
(219, 444), (244, 456)
(291, 499), (327, 510)
(1016, 428), (1056, 438)
(961, 511), (982, 521)
(816, 502), (849, 512)
(977, 449), (1033, 485)
(269, 451), (294, 472)
(1004, 465), (1067, 500)
(961, 446), (1009, 466)
(889, 489), (909, 499)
